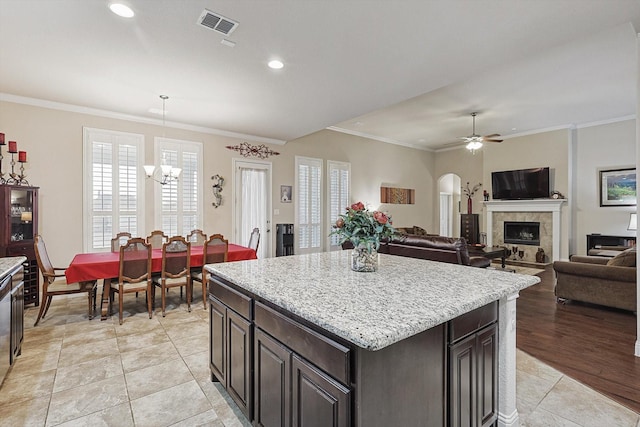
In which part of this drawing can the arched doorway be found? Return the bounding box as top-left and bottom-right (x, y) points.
(437, 173), (461, 237)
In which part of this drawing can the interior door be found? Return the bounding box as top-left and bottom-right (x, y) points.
(233, 159), (272, 258)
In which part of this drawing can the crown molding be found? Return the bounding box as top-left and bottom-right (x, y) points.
(0, 93), (287, 146)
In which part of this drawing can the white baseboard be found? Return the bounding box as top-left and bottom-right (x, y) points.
(498, 409), (519, 427)
(635, 339), (640, 357)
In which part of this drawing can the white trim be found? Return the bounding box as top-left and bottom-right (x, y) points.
(635, 340), (640, 357)
(1, 92), (286, 145)
(153, 137), (204, 235)
(82, 127), (145, 252)
(498, 292), (520, 427)
(484, 199), (566, 262)
(232, 158), (273, 258)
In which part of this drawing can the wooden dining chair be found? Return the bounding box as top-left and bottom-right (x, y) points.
(153, 236), (191, 317)
(187, 229), (207, 246)
(146, 230), (168, 249)
(191, 234), (228, 310)
(109, 238), (153, 324)
(248, 227), (260, 253)
(33, 235), (98, 326)
(110, 232), (132, 252)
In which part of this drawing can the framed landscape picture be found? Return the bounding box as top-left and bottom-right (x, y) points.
(599, 168), (636, 207)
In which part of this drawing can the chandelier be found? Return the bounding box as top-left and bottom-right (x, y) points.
(143, 95), (182, 185)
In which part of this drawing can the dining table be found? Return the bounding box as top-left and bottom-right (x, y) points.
(65, 243), (258, 320)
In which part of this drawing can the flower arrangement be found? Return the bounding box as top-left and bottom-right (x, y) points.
(463, 182), (482, 200)
(331, 202), (396, 251)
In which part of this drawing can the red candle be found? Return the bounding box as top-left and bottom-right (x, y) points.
(8, 141), (17, 153)
(0, 133), (5, 145)
(18, 151), (27, 163)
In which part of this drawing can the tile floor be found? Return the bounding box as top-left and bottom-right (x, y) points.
(1, 292), (638, 427)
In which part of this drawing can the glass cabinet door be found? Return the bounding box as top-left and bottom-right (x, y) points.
(10, 189), (34, 242)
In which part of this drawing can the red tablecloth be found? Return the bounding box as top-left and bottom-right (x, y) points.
(65, 244), (257, 284)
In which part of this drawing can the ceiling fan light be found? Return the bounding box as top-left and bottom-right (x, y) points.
(466, 141), (483, 151)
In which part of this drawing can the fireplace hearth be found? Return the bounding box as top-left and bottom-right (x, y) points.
(504, 221), (540, 246)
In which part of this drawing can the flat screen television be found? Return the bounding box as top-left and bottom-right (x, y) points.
(491, 167), (550, 200)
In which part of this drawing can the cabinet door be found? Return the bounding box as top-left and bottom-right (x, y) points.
(209, 296), (226, 384)
(292, 355), (349, 427)
(449, 333), (476, 427)
(227, 308), (252, 420)
(10, 281), (24, 364)
(254, 328), (291, 427)
(477, 325), (497, 427)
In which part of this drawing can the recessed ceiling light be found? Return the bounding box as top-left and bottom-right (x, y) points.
(109, 3), (134, 18)
(268, 60), (284, 70)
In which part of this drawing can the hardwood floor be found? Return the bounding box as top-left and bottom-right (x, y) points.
(517, 266), (640, 414)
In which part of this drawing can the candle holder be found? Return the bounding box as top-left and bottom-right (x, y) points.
(6, 153), (29, 185)
(0, 144), (5, 184)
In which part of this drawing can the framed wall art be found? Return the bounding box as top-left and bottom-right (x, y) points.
(599, 168), (636, 207)
(280, 185), (292, 203)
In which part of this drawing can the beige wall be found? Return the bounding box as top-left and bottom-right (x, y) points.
(0, 101), (434, 264)
(574, 119), (636, 254)
(433, 148), (484, 236)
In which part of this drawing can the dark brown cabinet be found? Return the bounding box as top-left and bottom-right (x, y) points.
(449, 304), (498, 427)
(461, 214), (480, 245)
(208, 282), (253, 420)
(10, 269), (24, 364)
(254, 328), (291, 427)
(0, 185), (39, 307)
(210, 272), (500, 427)
(292, 354), (349, 427)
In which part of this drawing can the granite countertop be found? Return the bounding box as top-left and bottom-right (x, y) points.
(0, 256), (27, 279)
(206, 251), (540, 351)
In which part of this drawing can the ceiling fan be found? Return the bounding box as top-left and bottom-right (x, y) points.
(460, 112), (503, 152)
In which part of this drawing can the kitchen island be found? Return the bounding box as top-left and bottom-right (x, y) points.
(0, 256), (25, 386)
(206, 251), (539, 427)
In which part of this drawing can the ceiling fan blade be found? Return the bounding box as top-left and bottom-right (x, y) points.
(483, 134), (501, 138)
(484, 138), (503, 143)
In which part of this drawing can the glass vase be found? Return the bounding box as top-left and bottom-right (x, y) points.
(351, 245), (378, 272)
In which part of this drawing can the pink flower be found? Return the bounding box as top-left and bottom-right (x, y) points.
(350, 202), (365, 211)
(373, 211), (388, 224)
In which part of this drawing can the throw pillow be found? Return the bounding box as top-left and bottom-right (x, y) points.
(606, 247), (637, 267)
(412, 226), (428, 236)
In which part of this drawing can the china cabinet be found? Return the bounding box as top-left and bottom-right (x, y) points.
(0, 185), (39, 306)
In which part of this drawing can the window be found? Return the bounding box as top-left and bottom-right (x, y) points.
(295, 156), (322, 254)
(154, 137), (203, 236)
(327, 161), (351, 251)
(83, 127), (145, 252)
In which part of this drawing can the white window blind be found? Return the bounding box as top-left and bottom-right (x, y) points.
(83, 127), (145, 252)
(155, 138), (203, 237)
(295, 156), (322, 254)
(327, 161), (351, 250)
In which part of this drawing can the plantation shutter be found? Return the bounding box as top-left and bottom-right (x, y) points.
(327, 161), (351, 250)
(296, 156), (322, 254)
(156, 138), (203, 237)
(83, 127), (144, 252)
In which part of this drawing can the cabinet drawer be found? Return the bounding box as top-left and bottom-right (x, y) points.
(449, 301), (497, 343)
(7, 244), (34, 257)
(210, 277), (252, 320)
(255, 301), (350, 385)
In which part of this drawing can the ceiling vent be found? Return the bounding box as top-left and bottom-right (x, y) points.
(197, 9), (238, 36)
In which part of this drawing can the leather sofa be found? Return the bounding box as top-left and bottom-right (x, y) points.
(378, 234), (491, 268)
(553, 252), (637, 312)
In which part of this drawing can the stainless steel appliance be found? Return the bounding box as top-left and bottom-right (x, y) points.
(0, 274), (11, 384)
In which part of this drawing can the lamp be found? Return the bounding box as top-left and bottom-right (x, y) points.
(627, 213), (637, 231)
(143, 95), (181, 185)
(21, 211), (32, 223)
(465, 139), (483, 152)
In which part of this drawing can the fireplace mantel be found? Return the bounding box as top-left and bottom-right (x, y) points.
(484, 199), (567, 262)
(484, 199), (566, 212)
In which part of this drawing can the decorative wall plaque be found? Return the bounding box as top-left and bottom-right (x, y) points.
(226, 142), (280, 159)
(380, 186), (415, 204)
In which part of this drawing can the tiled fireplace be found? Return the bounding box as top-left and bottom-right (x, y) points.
(484, 200), (566, 263)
